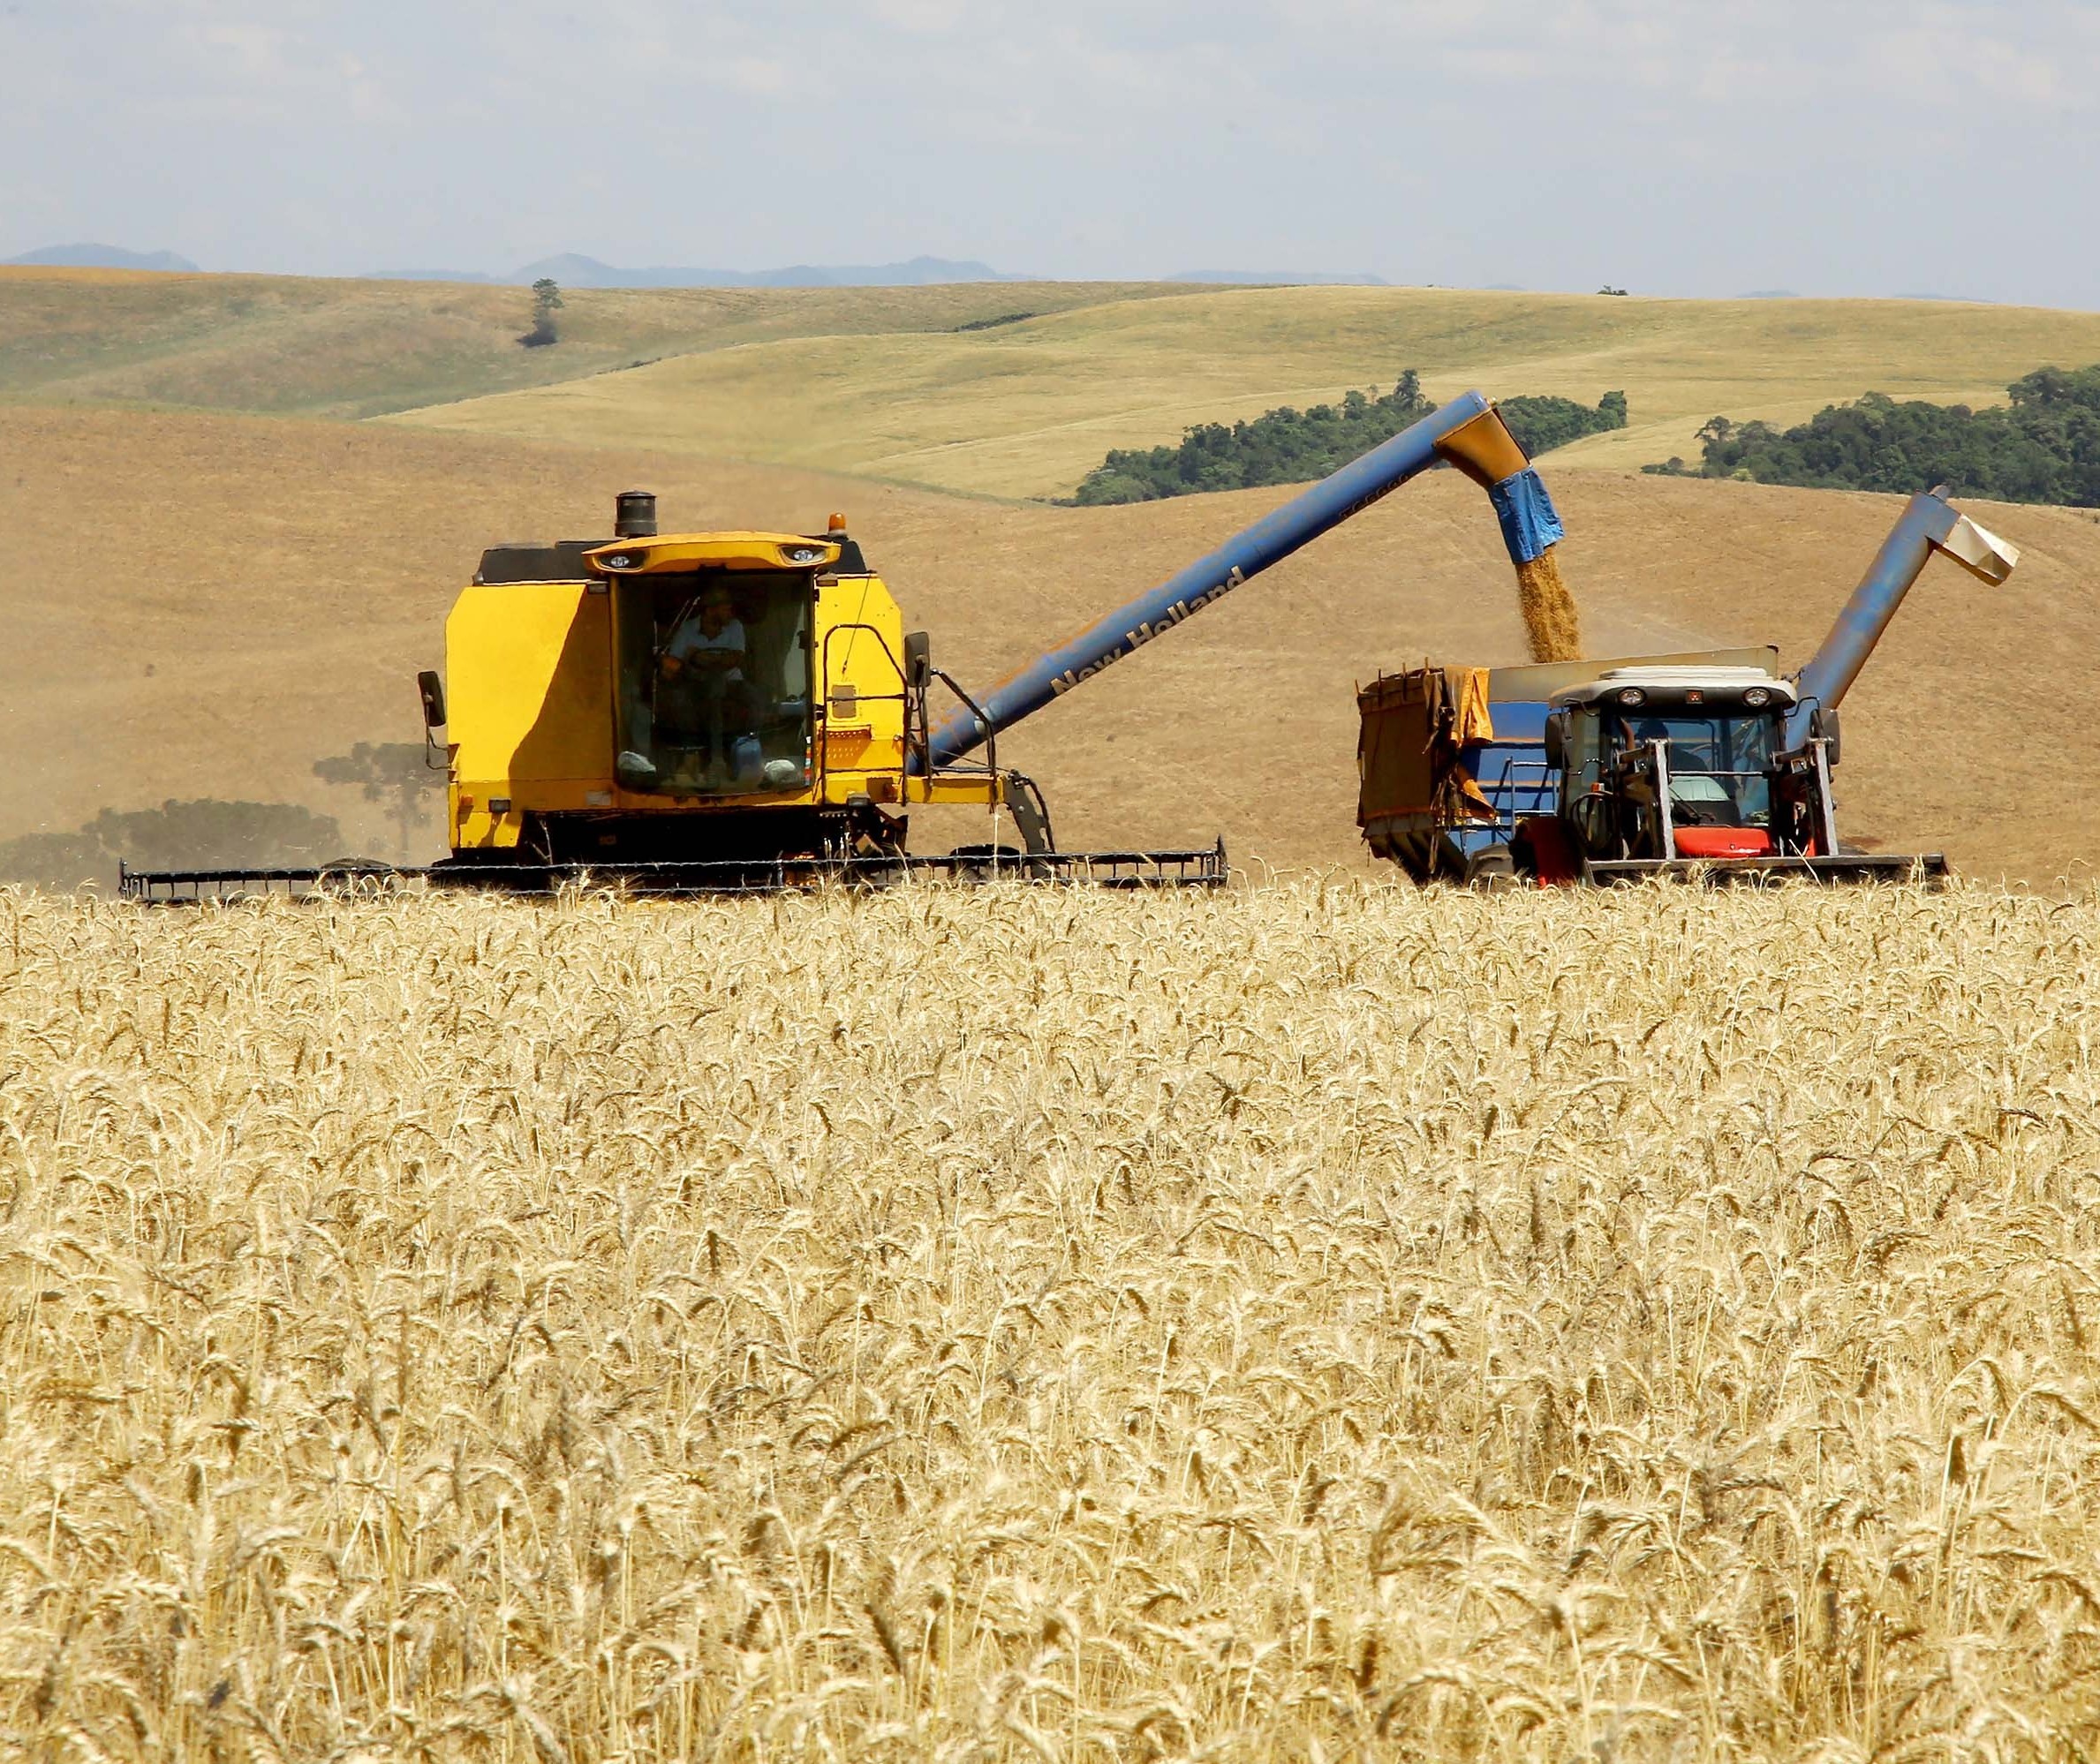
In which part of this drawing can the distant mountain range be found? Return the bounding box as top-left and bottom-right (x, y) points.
(4, 244), (1391, 292)
(1167, 269), (1390, 287)
(365, 253), (1032, 289)
(4, 243), (200, 272)
(0, 248), (2023, 305)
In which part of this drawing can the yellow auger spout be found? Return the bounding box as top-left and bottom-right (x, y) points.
(1435, 405), (1584, 663)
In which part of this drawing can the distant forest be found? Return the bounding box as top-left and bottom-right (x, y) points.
(1646, 366), (2100, 507)
(1066, 373), (1628, 505)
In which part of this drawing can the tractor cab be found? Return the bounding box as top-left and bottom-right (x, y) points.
(1546, 667), (1810, 862)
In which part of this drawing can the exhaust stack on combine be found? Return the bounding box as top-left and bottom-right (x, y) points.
(923, 393), (1576, 768)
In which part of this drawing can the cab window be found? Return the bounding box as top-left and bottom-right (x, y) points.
(1612, 712), (1777, 826)
(613, 570), (813, 794)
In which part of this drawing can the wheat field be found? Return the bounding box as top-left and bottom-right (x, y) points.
(4, 880), (2100, 1761)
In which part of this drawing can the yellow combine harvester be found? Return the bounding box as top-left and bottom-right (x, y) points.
(434, 497), (1005, 864)
(127, 491), (1225, 899)
(122, 394), (1569, 901)
(416, 491), (1233, 889)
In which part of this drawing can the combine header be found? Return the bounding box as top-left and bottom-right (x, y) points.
(1357, 489), (2019, 885)
(125, 393), (1568, 901)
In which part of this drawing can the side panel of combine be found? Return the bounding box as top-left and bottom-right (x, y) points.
(446, 583), (613, 848)
(813, 575), (909, 803)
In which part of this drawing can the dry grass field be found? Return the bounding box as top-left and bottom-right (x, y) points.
(384, 287), (2100, 499)
(4, 879), (2100, 1760)
(11, 270), (2100, 501)
(6, 403), (2098, 887)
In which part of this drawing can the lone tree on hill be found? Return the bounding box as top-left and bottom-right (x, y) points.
(518, 277), (563, 348)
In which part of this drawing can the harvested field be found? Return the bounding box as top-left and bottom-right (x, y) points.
(4, 880), (2100, 1759)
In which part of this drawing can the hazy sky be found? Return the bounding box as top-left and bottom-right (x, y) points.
(4, 0), (2096, 305)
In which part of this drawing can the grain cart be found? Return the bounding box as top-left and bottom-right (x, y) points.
(1356, 489), (2018, 885)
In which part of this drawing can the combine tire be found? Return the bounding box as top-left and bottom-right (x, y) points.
(948, 842), (1042, 883)
(1463, 845), (1522, 892)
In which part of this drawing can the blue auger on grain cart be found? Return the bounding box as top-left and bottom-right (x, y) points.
(1356, 489), (2019, 886)
(125, 394), (1562, 901)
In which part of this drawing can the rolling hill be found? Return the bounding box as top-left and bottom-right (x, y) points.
(13, 268), (2100, 502)
(0, 268), (1212, 420)
(385, 285), (2100, 498)
(4, 402), (2096, 886)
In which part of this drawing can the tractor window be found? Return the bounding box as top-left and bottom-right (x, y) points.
(614, 570), (813, 795)
(1612, 712), (1777, 826)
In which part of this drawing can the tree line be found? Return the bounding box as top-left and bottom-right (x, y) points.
(1066, 373), (1629, 505)
(1645, 366), (2100, 507)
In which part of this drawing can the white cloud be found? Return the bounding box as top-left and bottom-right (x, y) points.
(869, 0), (972, 34)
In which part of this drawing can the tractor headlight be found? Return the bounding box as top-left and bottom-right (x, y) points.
(1615, 687), (1646, 707)
(601, 552), (639, 570)
(782, 546), (826, 565)
(1742, 687), (1771, 707)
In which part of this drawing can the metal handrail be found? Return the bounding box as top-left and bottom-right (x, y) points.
(1479, 755), (1558, 831)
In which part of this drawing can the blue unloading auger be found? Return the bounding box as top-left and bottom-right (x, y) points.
(919, 391), (1576, 770)
(1783, 487), (2018, 750)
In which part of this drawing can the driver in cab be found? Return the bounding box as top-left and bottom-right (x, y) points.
(1620, 715), (1739, 825)
(660, 585), (749, 781)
